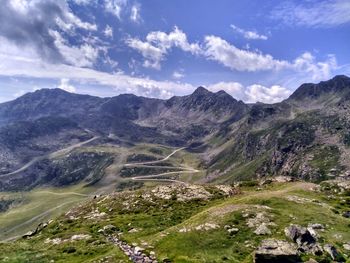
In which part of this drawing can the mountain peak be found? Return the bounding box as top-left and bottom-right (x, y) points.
(288, 74), (350, 101)
(192, 86), (211, 96)
(330, 75), (350, 81)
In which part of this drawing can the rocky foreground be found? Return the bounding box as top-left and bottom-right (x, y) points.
(0, 179), (349, 262)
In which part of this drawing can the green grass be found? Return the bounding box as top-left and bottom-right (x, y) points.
(146, 183), (350, 262)
(309, 145), (341, 178)
(1, 182), (350, 262)
(0, 184), (93, 241)
(0, 237), (130, 263)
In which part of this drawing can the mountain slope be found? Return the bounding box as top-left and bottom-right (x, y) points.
(1, 76), (350, 191)
(1, 181), (349, 262)
(205, 75), (350, 183)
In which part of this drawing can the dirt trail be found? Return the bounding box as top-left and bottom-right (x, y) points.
(124, 147), (186, 166)
(124, 147), (199, 184)
(0, 136), (99, 178)
(34, 191), (90, 197)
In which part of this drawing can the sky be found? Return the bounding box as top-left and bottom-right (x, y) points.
(0, 0), (349, 104)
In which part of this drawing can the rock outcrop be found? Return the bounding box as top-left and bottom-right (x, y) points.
(254, 239), (300, 263)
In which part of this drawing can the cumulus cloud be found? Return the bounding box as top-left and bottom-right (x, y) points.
(292, 52), (337, 81)
(126, 38), (164, 69)
(272, 0), (350, 28)
(0, 41), (195, 99)
(0, 38), (296, 104)
(0, 0), (97, 64)
(245, 84), (291, 103)
(126, 26), (201, 69)
(58, 78), (76, 93)
(230, 24), (268, 40)
(207, 82), (244, 99)
(126, 26), (337, 80)
(203, 35), (287, 71)
(119, 82), (174, 99)
(207, 82), (291, 103)
(202, 35), (338, 80)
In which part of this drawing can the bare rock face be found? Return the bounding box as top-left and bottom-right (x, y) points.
(254, 239), (300, 263)
(284, 224), (316, 246)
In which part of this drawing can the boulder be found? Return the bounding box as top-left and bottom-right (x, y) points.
(254, 239), (300, 263)
(254, 224), (271, 235)
(22, 222), (49, 239)
(343, 242), (350, 251)
(323, 244), (339, 260)
(285, 225), (316, 246)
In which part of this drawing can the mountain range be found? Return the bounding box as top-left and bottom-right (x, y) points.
(1, 75), (350, 191)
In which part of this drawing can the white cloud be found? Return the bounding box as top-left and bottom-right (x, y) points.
(272, 0), (350, 28)
(104, 25), (113, 38)
(203, 35), (338, 81)
(56, 9), (97, 32)
(58, 78), (76, 93)
(130, 3), (141, 23)
(245, 84), (291, 103)
(126, 38), (165, 69)
(230, 24), (268, 40)
(207, 82), (291, 103)
(105, 0), (127, 20)
(172, 71), (185, 79)
(0, 39), (303, 104)
(126, 26), (338, 80)
(203, 35), (288, 71)
(50, 30), (100, 67)
(0, 40), (195, 99)
(9, 0), (29, 13)
(292, 52), (337, 81)
(0, 0), (97, 65)
(71, 0), (94, 5)
(126, 26), (201, 70)
(207, 82), (244, 98)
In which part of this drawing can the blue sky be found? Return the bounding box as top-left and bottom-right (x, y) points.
(0, 0), (349, 103)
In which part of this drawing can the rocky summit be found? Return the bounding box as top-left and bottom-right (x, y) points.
(0, 76), (350, 262)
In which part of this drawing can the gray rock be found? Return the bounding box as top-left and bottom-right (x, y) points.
(307, 223), (324, 230)
(254, 239), (300, 263)
(285, 225), (316, 246)
(227, 227), (239, 234)
(22, 221), (49, 238)
(343, 243), (350, 251)
(254, 224), (271, 235)
(323, 244), (339, 260)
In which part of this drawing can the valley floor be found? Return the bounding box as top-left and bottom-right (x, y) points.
(1, 140), (349, 262)
(0, 143), (203, 242)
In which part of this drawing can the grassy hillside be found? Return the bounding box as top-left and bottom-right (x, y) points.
(1, 181), (349, 262)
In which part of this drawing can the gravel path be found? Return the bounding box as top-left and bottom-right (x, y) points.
(125, 147), (199, 184)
